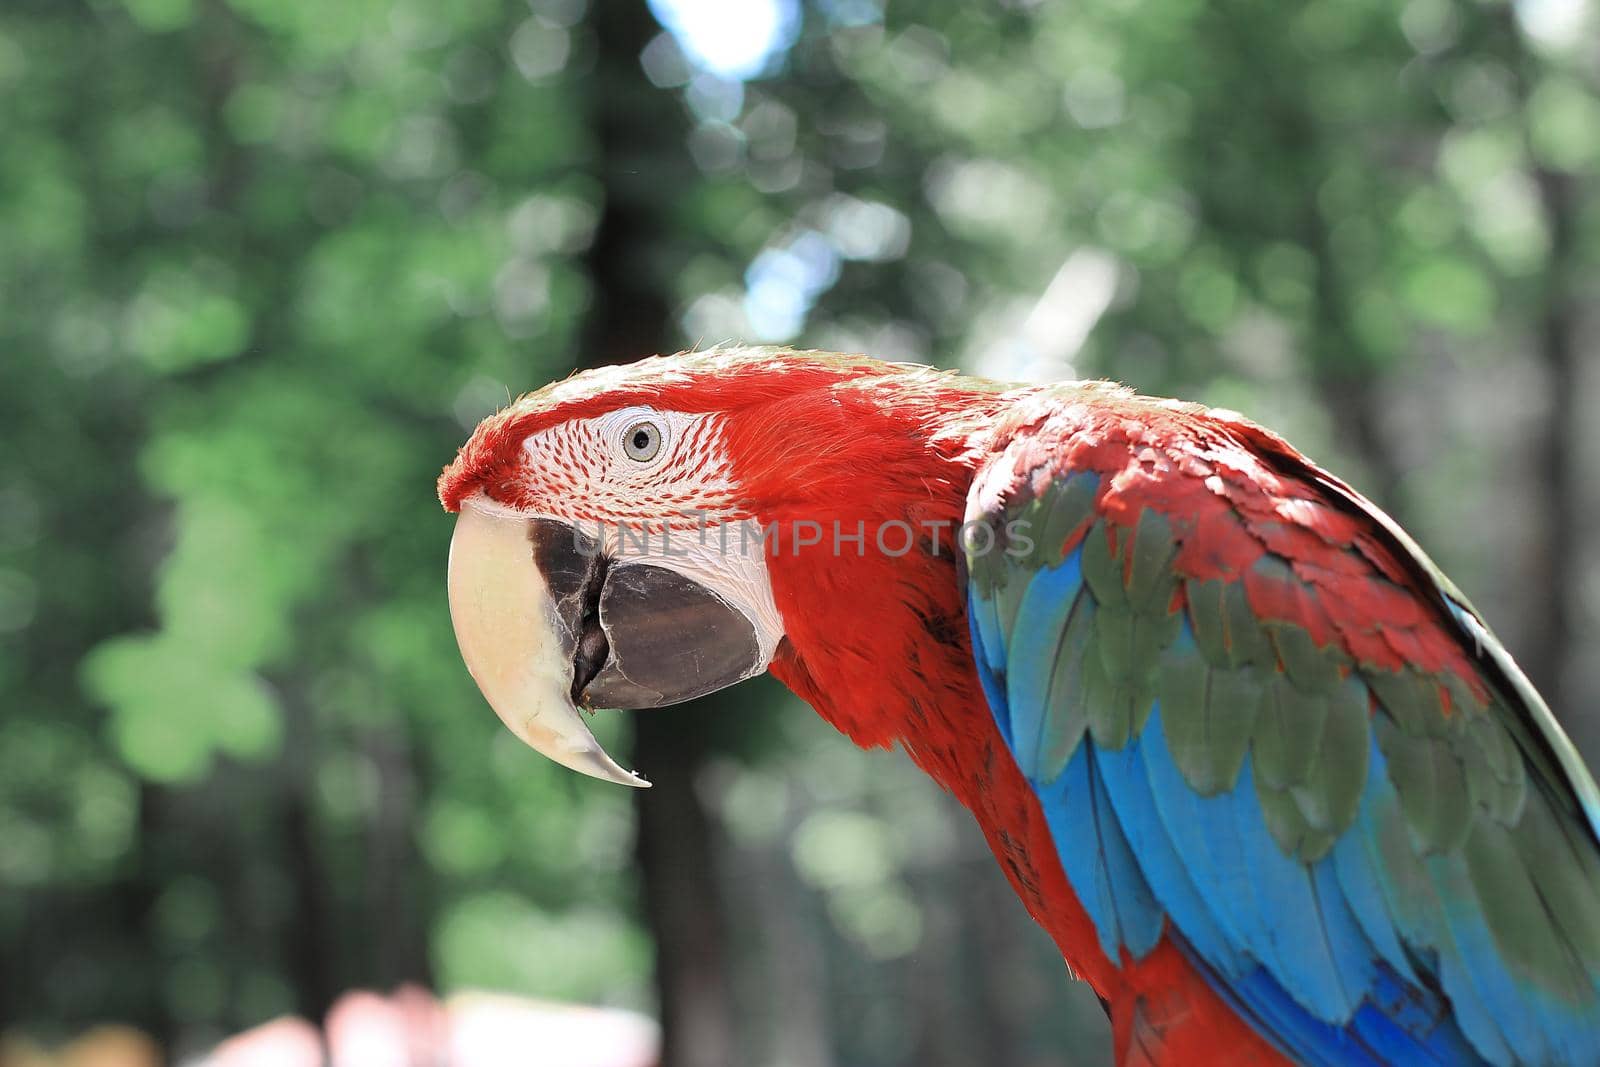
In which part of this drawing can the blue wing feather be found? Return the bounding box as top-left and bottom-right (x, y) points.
(969, 596), (1012, 750)
(1004, 553), (1086, 777)
(1095, 732), (1244, 972)
(1426, 851), (1554, 1064)
(1039, 745), (1166, 961)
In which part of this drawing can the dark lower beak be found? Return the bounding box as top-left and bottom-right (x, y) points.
(448, 506), (763, 784)
(527, 518), (763, 709)
(580, 560), (764, 707)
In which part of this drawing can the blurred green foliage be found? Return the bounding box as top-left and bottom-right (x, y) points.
(2, 0), (1597, 1064)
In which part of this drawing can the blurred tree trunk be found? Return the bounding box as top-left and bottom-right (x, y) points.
(1498, 9), (1582, 715)
(128, 784), (175, 1049)
(280, 692), (340, 1023)
(751, 834), (831, 1067)
(581, 5), (736, 1067)
(1522, 164), (1579, 710)
(909, 874), (983, 1067)
(631, 711), (736, 1067)
(1302, 208), (1407, 522)
(365, 728), (433, 990)
(963, 859), (1034, 1067)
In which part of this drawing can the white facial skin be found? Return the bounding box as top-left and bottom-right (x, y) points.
(513, 406), (742, 526)
(510, 404), (784, 663)
(448, 405), (785, 786)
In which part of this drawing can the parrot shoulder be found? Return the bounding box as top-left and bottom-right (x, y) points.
(959, 385), (1600, 1067)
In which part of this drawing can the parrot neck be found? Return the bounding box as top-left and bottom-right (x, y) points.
(753, 382), (1004, 774)
(751, 384), (1110, 973)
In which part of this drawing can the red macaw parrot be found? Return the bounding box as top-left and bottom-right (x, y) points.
(439, 348), (1600, 1067)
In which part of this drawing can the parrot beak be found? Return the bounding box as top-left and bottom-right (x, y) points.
(448, 503), (649, 786)
(447, 502), (769, 787)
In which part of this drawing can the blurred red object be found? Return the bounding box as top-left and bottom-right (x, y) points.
(199, 987), (658, 1067)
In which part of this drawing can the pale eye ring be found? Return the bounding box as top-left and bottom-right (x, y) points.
(623, 419), (663, 462)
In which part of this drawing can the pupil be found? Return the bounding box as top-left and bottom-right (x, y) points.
(632, 430), (649, 450)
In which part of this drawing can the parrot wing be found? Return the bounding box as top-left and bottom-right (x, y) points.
(962, 387), (1600, 1067)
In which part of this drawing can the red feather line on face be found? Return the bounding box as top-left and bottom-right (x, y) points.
(439, 348), (923, 511)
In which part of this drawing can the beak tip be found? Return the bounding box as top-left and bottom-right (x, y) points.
(571, 744), (652, 788)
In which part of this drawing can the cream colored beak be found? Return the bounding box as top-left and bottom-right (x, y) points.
(447, 503), (648, 788)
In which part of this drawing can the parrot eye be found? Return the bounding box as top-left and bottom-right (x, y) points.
(623, 420), (662, 462)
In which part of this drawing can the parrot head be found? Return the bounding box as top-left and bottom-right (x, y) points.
(439, 347), (1005, 786)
